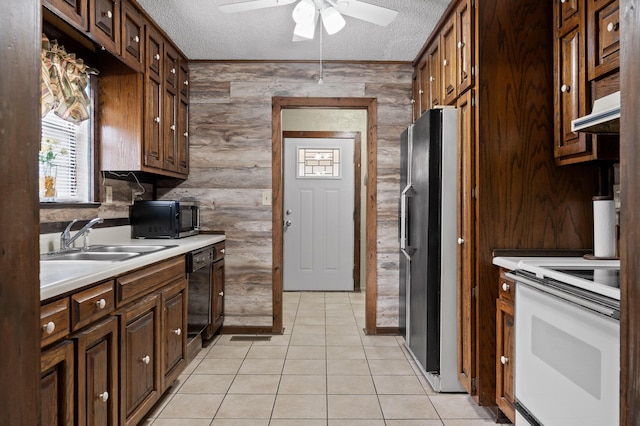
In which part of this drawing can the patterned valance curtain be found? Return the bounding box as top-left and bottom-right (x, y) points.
(40, 34), (95, 124)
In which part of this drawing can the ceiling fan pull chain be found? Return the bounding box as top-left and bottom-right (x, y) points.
(319, 3), (324, 85)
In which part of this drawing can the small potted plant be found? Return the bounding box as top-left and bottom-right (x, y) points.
(39, 137), (67, 202)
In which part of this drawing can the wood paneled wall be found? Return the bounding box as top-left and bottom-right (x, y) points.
(158, 61), (413, 328)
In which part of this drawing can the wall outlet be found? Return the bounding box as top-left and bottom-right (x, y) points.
(262, 190), (272, 206)
(105, 186), (113, 204)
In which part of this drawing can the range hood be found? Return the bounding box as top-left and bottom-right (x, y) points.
(571, 91), (620, 134)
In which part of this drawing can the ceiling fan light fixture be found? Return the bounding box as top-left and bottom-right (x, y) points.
(321, 6), (345, 35)
(292, 0), (316, 23)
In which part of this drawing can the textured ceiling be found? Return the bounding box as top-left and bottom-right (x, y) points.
(136, 0), (452, 61)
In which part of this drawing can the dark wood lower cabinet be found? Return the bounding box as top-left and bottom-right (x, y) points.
(496, 269), (515, 423)
(212, 257), (225, 334)
(120, 294), (161, 426)
(75, 316), (118, 426)
(40, 340), (75, 426)
(162, 278), (188, 388)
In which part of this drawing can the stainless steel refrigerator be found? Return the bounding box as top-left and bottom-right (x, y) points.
(399, 107), (464, 392)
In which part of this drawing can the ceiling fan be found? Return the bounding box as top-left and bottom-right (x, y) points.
(219, 0), (398, 41)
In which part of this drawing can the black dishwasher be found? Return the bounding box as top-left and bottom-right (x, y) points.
(186, 243), (224, 342)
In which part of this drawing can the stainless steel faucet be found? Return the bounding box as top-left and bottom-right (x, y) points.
(60, 217), (104, 251)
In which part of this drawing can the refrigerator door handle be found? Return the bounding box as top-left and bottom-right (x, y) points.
(400, 185), (412, 251)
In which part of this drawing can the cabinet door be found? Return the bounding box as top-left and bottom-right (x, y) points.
(212, 259), (225, 334)
(89, 0), (120, 53)
(120, 0), (144, 72)
(417, 59), (428, 114)
(41, 341), (74, 426)
(496, 298), (515, 423)
(177, 96), (189, 176)
(555, 24), (589, 159)
(588, 0), (620, 80)
(42, 0), (88, 30)
(145, 73), (163, 169)
(456, 90), (476, 395)
(456, 0), (473, 96)
(163, 87), (178, 172)
(179, 59), (190, 99)
(427, 41), (441, 108)
(411, 73), (420, 122)
(75, 316), (118, 426)
(161, 279), (188, 389)
(441, 16), (457, 105)
(146, 24), (163, 79)
(120, 294), (161, 426)
(164, 44), (179, 91)
(556, 0), (582, 33)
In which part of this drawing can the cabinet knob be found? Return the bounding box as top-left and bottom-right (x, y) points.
(607, 22), (619, 32)
(106, 10), (113, 19)
(443, 59), (448, 66)
(171, 68), (176, 74)
(184, 80), (189, 86)
(154, 53), (161, 61)
(141, 355), (150, 365)
(502, 282), (510, 292)
(219, 291), (224, 297)
(43, 321), (56, 335)
(419, 89), (425, 95)
(133, 35), (140, 43)
(430, 76), (435, 82)
(561, 0), (567, 3)
(96, 298), (106, 309)
(183, 132), (189, 137)
(221, 248), (225, 254)
(173, 328), (182, 336)
(457, 41), (465, 49)
(98, 391), (109, 402)
(410, 99), (416, 104)
(170, 124), (176, 131)
(560, 84), (570, 93)
(457, 237), (464, 245)
(154, 116), (160, 123)
(500, 355), (509, 365)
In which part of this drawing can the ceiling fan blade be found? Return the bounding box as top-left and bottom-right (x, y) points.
(330, 0), (398, 26)
(219, 0), (296, 14)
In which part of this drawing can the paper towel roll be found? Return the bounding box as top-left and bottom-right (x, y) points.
(593, 197), (616, 258)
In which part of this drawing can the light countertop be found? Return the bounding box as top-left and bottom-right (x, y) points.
(40, 231), (225, 301)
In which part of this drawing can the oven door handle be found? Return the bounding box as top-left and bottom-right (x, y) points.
(506, 271), (620, 320)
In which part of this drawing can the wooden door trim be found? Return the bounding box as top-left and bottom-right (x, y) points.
(282, 131), (362, 292)
(272, 97), (378, 335)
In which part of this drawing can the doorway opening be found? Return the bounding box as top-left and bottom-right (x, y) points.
(271, 97), (378, 335)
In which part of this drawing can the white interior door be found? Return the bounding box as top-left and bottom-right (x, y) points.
(283, 137), (355, 291)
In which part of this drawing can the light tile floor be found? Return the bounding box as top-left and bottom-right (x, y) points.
(142, 291), (501, 425)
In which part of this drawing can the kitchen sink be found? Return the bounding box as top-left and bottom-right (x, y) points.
(41, 244), (177, 262)
(86, 244), (175, 253)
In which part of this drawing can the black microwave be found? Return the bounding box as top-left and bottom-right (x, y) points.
(131, 200), (199, 239)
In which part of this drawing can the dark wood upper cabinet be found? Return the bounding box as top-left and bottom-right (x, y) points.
(556, 0), (582, 31)
(89, 0), (120, 53)
(427, 41), (441, 108)
(441, 15), (457, 105)
(42, 0), (88, 31)
(456, 0), (473, 96)
(587, 0), (620, 80)
(120, 0), (144, 72)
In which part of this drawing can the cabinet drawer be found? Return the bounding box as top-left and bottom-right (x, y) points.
(213, 241), (225, 262)
(117, 257), (185, 306)
(588, 0), (620, 80)
(41, 298), (70, 347)
(498, 269), (515, 303)
(71, 280), (115, 331)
